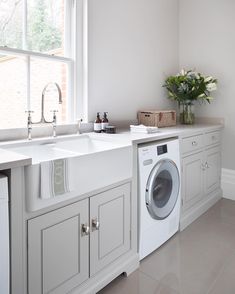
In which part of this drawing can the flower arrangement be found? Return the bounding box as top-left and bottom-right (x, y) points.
(163, 69), (218, 124)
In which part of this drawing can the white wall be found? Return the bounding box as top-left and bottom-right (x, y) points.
(179, 0), (235, 169)
(87, 0), (179, 122)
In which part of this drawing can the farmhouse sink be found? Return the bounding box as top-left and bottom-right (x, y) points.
(55, 136), (121, 154)
(8, 135), (127, 164)
(4, 134), (133, 211)
(8, 144), (78, 164)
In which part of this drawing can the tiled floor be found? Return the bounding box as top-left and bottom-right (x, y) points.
(98, 199), (235, 294)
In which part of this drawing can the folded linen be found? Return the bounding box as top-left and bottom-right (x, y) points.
(40, 158), (72, 199)
(130, 124), (159, 134)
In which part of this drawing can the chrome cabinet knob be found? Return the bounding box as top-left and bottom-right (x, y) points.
(91, 218), (100, 231)
(192, 141), (198, 146)
(205, 162), (209, 169)
(81, 224), (90, 236)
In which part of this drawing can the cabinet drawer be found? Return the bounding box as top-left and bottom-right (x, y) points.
(182, 134), (204, 154)
(205, 131), (221, 146)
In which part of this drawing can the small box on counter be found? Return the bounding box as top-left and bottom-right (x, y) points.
(138, 110), (176, 128)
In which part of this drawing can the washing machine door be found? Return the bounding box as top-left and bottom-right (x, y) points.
(145, 159), (180, 220)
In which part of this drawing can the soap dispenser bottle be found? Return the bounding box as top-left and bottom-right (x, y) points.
(101, 112), (109, 132)
(94, 112), (102, 133)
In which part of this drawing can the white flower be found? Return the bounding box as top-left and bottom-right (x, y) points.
(198, 93), (206, 98)
(205, 76), (213, 82)
(206, 82), (217, 92)
(180, 69), (186, 76)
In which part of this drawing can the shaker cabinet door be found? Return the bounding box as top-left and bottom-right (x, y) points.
(182, 152), (204, 211)
(90, 183), (131, 276)
(28, 199), (89, 294)
(205, 146), (221, 195)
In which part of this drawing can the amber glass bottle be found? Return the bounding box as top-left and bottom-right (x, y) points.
(101, 112), (109, 132)
(94, 112), (102, 133)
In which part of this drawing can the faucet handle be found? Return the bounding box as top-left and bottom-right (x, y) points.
(25, 111), (34, 140)
(25, 110), (34, 123)
(25, 110), (34, 115)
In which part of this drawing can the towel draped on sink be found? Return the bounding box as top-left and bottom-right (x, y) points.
(40, 159), (72, 199)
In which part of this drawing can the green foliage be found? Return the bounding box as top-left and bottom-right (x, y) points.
(0, 0), (62, 52)
(28, 0), (62, 52)
(163, 69), (218, 104)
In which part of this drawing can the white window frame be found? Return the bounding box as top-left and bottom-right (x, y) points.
(0, 0), (86, 128)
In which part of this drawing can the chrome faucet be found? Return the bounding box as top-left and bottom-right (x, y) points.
(40, 82), (62, 124)
(25, 110), (34, 140)
(26, 82), (63, 139)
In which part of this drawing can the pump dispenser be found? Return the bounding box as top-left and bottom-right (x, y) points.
(101, 112), (109, 132)
(94, 112), (102, 133)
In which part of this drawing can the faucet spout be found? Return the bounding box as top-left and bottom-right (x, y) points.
(40, 82), (62, 123)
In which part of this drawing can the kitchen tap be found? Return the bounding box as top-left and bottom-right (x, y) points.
(26, 82), (62, 139)
(40, 82), (62, 124)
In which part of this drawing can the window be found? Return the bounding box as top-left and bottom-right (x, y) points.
(0, 0), (77, 129)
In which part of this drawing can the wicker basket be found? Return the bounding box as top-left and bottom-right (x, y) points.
(138, 110), (176, 128)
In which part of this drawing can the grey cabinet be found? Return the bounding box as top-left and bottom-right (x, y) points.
(90, 184), (131, 276)
(180, 130), (222, 230)
(182, 151), (204, 211)
(205, 146), (221, 195)
(27, 183), (131, 294)
(28, 199), (89, 294)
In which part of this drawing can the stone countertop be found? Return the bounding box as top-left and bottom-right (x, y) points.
(0, 123), (222, 170)
(91, 123), (223, 145)
(0, 149), (31, 171)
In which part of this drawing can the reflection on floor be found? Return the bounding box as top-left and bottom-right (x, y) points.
(98, 199), (235, 294)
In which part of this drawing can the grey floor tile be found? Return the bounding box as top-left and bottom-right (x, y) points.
(203, 198), (235, 226)
(98, 200), (235, 294)
(140, 201), (235, 294)
(208, 253), (235, 294)
(97, 270), (179, 294)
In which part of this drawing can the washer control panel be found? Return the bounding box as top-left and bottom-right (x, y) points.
(157, 144), (168, 155)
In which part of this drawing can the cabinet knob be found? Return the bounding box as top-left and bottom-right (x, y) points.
(81, 224), (90, 236)
(192, 141), (198, 146)
(91, 218), (100, 231)
(205, 162), (210, 169)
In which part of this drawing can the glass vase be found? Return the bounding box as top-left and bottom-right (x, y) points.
(179, 101), (195, 125)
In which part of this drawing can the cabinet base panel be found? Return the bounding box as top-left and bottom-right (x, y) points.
(71, 252), (139, 294)
(180, 189), (222, 231)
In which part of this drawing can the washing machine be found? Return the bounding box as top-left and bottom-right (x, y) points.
(138, 138), (181, 260)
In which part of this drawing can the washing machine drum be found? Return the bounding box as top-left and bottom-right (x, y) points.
(145, 159), (180, 220)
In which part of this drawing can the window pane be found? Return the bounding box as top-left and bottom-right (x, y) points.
(0, 0), (23, 49)
(30, 58), (68, 124)
(27, 0), (65, 56)
(0, 54), (27, 129)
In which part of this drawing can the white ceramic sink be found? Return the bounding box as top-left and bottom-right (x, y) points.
(4, 134), (133, 211)
(9, 144), (78, 164)
(54, 136), (122, 154)
(7, 135), (128, 163)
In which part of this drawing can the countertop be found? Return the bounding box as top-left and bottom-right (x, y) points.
(0, 149), (32, 171)
(93, 123), (223, 145)
(0, 123), (223, 171)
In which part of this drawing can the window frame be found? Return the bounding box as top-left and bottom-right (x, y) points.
(0, 0), (85, 129)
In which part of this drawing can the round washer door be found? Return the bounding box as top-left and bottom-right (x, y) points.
(145, 159), (180, 220)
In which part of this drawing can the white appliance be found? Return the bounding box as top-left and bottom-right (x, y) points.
(0, 174), (9, 294)
(138, 138), (181, 260)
